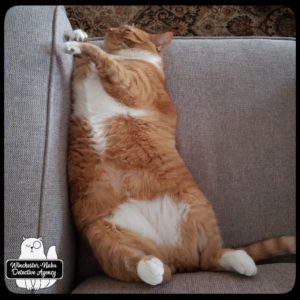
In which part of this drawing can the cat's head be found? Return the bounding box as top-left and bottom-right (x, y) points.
(103, 24), (173, 56)
(20, 237), (44, 256)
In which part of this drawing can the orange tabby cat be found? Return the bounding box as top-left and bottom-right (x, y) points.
(64, 26), (295, 285)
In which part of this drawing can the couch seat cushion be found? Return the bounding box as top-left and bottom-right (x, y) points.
(72, 263), (295, 294)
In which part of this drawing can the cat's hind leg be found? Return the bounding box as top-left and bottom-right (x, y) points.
(185, 204), (257, 277)
(83, 219), (172, 285)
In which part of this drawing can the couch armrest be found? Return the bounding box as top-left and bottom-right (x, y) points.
(5, 6), (75, 293)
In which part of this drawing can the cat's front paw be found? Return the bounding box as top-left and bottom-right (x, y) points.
(63, 41), (81, 55)
(66, 29), (88, 42)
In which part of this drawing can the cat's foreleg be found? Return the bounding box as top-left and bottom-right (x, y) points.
(63, 41), (135, 106)
(63, 41), (123, 79)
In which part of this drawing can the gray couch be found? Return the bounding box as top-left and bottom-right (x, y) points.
(4, 6), (295, 294)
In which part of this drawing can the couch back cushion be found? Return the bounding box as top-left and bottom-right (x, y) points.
(75, 37), (295, 282)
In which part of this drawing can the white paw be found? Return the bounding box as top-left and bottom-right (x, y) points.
(219, 250), (257, 276)
(63, 41), (81, 54)
(26, 283), (34, 290)
(67, 29), (88, 42)
(137, 257), (164, 285)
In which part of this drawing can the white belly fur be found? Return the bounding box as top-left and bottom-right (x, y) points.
(105, 195), (190, 247)
(72, 64), (187, 248)
(72, 64), (148, 154)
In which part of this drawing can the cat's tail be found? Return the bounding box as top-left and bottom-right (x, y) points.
(237, 236), (295, 262)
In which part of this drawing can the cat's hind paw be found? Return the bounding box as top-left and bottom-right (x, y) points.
(66, 29), (88, 42)
(137, 256), (164, 285)
(219, 250), (257, 277)
(63, 41), (81, 55)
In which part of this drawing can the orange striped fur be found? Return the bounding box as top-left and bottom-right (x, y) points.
(239, 236), (296, 262)
(65, 26), (295, 285)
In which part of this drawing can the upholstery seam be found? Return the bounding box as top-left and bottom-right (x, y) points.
(36, 5), (58, 256)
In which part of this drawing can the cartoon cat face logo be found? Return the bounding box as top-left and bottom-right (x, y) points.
(19, 237), (46, 259)
(16, 237), (58, 290)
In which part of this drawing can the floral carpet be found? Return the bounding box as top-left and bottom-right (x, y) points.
(65, 5), (295, 37)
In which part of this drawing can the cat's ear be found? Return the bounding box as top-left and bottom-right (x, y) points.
(150, 32), (173, 52)
(38, 237), (42, 241)
(23, 237), (26, 241)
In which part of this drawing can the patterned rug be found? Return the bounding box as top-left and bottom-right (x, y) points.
(65, 5), (295, 37)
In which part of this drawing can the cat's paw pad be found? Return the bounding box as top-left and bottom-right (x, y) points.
(66, 29), (88, 42)
(63, 41), (81, 54)
(137, 257), (164, 285)
(219, 250), (257, 276)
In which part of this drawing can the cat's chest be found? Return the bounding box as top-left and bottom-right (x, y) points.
(72, 65), (148, 154)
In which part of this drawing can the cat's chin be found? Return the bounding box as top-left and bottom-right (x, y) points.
(102, 44), (114, 54)
(103, 45), (122, 54)
(103, 39), (114, 53)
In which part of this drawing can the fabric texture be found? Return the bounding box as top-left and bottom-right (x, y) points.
(74, 37), (295, 285)
(162, 37), (296, 249)
(72, 263), (295, 294)
(4, 6), (75, 293)
(4, 5), (295, 294)
(65, 5), (295, 37)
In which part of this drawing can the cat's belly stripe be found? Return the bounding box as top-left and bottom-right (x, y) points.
(72, 65), (149, 154)
(104, 194), (190, 247)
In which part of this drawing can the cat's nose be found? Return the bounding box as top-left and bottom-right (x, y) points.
(107, 27), (113, 32)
